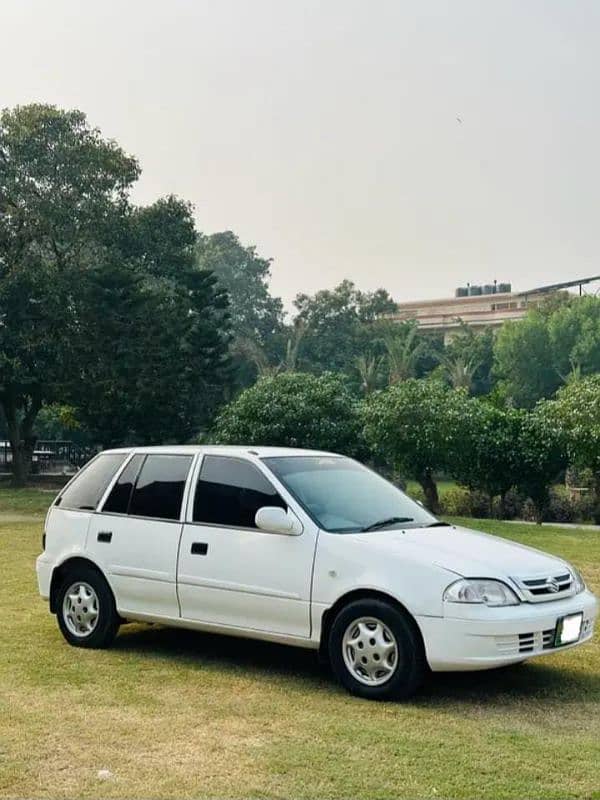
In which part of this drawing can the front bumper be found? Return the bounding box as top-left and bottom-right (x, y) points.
(417, 589), (598, 671)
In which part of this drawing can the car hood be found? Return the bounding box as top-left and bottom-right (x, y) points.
(349, 524), (568, 579)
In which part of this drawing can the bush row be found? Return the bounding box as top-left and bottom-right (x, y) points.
(407, 484), (598, 524)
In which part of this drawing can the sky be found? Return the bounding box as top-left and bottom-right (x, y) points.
(2, 0), (600, 308)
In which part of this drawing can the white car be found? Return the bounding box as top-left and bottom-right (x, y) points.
(36, 446), (597, 700)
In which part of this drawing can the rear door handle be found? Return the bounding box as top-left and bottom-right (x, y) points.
(191, 542), (208, 555)
(97, 531), (112, 543)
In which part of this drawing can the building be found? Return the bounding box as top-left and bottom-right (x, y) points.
(387, 275), (600, 343)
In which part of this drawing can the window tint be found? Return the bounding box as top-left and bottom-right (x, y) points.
(57, 453), (128, 511)
(193, 456), (286, 528)
(102, 454), (144, 514)
(129, 455), (192, 520)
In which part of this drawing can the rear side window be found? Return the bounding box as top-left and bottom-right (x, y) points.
(57, 453), (128, 511)
(128, 455), (192, 521)
(102, 454), (144, 514)
(193, 456), (286, 528)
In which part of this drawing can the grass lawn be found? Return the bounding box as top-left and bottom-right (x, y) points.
(0, 485), (59, 516)
(1, 490), (599, 799)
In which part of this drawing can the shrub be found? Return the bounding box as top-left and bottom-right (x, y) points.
(440, 486), (472, 516)
(546, 485), (575, 523)
(212, 372), (365, 457)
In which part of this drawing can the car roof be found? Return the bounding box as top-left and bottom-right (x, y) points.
(100, 444), (343, 458)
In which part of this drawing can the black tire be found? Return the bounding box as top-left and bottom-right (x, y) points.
(56, 565), (120, 648)
(328, 598), (426, 700)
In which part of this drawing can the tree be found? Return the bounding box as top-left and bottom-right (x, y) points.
(451, 400), (523, 513)
(362, 379), (469, 512)
(293, 280), (397, 376)
(440, 323), (494, 394)
(195, 231), (283, 343)
(541, 375), (600, 520)
(547, 296), (600, 381)
(69, 198), (231, 446)
(213, 372), (365, 457)
(0, 104), (232, 481)
(493, 311), (559, 407)
(515, 406), (567, 523)
(381, 321), (425, 384)
(0, 104), (139, 483)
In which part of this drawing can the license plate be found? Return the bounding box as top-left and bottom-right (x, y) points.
(554, 612), (583, 646)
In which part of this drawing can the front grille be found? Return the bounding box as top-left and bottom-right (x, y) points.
(496, 627), (556, 655)
(518, 628), (555, 653)
(511, 571), (574, 603)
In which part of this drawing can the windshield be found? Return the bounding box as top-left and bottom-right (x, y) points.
(262, 456), (437, 532)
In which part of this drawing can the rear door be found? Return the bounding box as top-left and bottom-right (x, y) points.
(87, 453), (193, 618)
(177, 455), (317, 637)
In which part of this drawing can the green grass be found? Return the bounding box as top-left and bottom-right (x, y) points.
(0, 485), (58, 515)
(1, 495), (599, 798)
(406, 479), (456, 499)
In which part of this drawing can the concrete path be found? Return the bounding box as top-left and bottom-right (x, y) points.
(505, 519), (600, 531)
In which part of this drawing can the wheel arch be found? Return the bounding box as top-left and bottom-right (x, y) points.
(49, 556), (111, 614)
(318, 588), (425, 662)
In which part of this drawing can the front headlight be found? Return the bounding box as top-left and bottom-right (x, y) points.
(443, 578), (520, 607)
(570, 566), (586, 594)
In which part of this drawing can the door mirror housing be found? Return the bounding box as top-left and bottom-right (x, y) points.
(255, 506), (302, 536)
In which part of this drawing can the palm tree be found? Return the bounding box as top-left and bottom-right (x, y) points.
(438, 352), (482, 392)
(355, 353), (383, 394)
(383, 323), (425, 384)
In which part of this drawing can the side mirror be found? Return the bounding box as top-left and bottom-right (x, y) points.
(255, 506), (303, 536)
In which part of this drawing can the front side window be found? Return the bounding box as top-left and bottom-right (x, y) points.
(193, 456), (286, 528)
(56, 453), (128, 511)
(263, 456), (436, 533)
(128, 455), (193, 521)
(102, 454), (144, 514)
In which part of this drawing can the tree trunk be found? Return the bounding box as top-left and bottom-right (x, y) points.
(592, 471), (600, 525)
(2, 394), (41, 488)
(418, 469), (440, 514)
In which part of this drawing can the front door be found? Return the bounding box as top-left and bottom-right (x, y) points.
(87, 453), (193, 618)
(177, 455), (316, 638)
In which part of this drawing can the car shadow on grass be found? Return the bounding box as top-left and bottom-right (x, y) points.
(111, 623), (599, 705)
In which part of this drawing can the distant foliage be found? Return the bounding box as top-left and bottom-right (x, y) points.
(213, 372), (365, 457)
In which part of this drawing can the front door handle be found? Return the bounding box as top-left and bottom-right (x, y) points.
(97, 531), (112, 543)
(191, 542), (208, 555)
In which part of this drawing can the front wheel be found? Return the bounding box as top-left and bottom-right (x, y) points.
(56, 566), (120, 648)
(328, 599), (426, 700)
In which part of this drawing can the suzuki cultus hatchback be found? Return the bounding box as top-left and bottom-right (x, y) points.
(36, 446), (598, 700)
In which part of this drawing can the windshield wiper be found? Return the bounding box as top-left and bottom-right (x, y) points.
(426, 521), (451, 527)
(362, 516), (414, 532)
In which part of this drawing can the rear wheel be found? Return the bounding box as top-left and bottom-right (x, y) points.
(328, 599), (426, 700)
(56, 566), (119, 648)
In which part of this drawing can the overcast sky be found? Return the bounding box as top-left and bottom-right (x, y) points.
(3, 0), (600, 307)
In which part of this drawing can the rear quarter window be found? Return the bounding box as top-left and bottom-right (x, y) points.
(56, 453), (128, 511)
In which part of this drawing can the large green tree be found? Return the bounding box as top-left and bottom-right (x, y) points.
(293, 280), (398, 377)
(0, 104), (139, 482)
(493, 296), (600, 407)
(195, 230), (284, 386)
(362, 379), (469, 511)
(0, 104), (231, 481)
(493, 311), (559, 407)
(213, 371), (365, 456)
